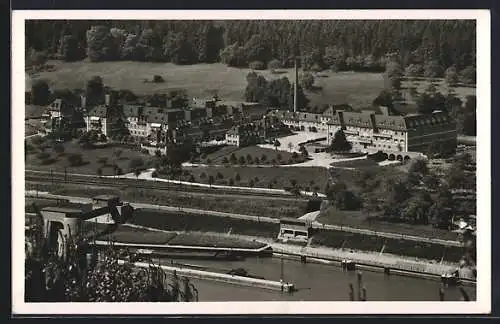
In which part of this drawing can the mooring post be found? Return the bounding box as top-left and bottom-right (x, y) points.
(357, 271), (363, 301)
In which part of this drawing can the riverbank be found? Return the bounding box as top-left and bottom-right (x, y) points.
(123, 223), (475, 284)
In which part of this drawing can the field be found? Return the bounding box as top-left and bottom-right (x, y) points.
(182, 165), (329, 191)
(25, 138), (153, 176)
(200, 145), (307, 165)
(30, 61), (386, 108)
(401, 78), (476, 107)
(36, 183), (308, 219)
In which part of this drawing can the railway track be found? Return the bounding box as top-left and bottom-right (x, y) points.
(25, 171), (309, 202)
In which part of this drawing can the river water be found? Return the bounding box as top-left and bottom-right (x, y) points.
(161, 256), (476, 302)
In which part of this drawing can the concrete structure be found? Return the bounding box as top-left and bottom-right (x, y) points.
(38, 195), (134, 258)
(277, 218), (313, 244)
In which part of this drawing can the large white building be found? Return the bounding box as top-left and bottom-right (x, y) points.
(269, 106), (457, 160)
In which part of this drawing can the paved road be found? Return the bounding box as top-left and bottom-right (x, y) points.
(26, 192), (462, 247)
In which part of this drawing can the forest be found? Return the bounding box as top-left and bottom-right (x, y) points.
(25, 20), (476, 79)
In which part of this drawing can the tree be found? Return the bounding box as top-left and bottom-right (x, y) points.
(404, 63), (423, 77)
(31, 79), (50, 105)
(238, 156), (246, 165)
(299, 145), (309, 158)
(229, 153), (237, 164)
(29, 50), (47, 67)
(402, 192), (433, 224)
(423, 60), (444, 78)
(86, 76), (104, 106)
(372, 90), (394, 109)
(273, 139), (281, 151)
(243, 34), (271, 64)
(97, 168), (103, 178)
(409, 159), (429, 176)
(416, 92), (435, 114)
(216, 172), (224, 180)
(459, 65), (476, 85)
(325, 181), (362, 210)
(235, 173), (241, 182)
(134, 168), (141, 179)
(300, 72), (315, 90)
(268, 59), (282, 72)
(287, 142), (294, 152)
(385, 60), (403, 91)
(208, 175), (214, 188)
(329, 130), (352, 152)
(59, 35), (82, 62)
(129, 157), (144, 170)
(86, 25), (117, 62)
(67, 154), (83, 167)
(246, 154), (253, 164)
(462, 95), (476, 136)
(444, 66), (459, 87)
(244, 72), (269, 104)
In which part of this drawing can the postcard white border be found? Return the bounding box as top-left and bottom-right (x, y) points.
(12, 9), (491, 315)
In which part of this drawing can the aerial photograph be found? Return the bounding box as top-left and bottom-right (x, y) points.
(23, 18), (477, 304)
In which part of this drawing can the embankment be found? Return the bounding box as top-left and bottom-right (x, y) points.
(130, 209), (467, 263)
(117, 260), (294, 292)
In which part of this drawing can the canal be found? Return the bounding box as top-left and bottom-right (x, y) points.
(161, 257), (476, 301)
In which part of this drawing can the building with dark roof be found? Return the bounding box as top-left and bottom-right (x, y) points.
(326, 109), (456, 159)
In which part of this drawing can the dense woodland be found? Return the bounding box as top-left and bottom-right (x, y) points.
(26, 20), (476, 78)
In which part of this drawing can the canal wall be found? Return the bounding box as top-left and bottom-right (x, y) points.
(117, 260), (294, 292)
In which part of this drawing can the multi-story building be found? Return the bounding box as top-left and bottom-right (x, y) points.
(84, 94), (123, 137)
(225, 124), (266, 147)
(41, 98), (85, 134)
(325, 109), (456, 160)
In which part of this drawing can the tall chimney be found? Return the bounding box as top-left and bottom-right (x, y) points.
(105, 94), (111, 106)
(80, 95), (86, 109)
(294, 57), (299, 113)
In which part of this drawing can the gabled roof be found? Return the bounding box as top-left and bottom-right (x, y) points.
(86, 105), (108, 118)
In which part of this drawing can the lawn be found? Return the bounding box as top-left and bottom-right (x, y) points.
(181, 165), (329, 192)
(200, 145), (308, 165)
(44, 183), (308, 219)
(168, 233), (267, 249)
(311, 228), (465, 263)
(130, 209), (281, 238)
(401, 78), (475, 106)
(31, 61), (387, 108)
(25, 138), (153, 176)
(317, 208), (460, 242)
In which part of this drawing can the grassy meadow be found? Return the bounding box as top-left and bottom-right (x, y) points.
(29, 61), (385, 108)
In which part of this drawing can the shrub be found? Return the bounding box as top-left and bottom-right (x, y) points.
(97, 156), (108, 165)
(67, 154), (83, 167)
(129, 157), (144, 170)
(235, 173), (241, 182)
(229, 178), (235, 186)
(268, 59), (282, 72)
(200, 172), (207, 179)
(248, 179), (255, 187)
(153, 75), (165, 83)
(249, 61), (266, 70)
(206, 158), (212, 165)
(216, 172), (224, 180)
(222, 157), (229, 164)
(36, 152), (50, 160)
(151, 170), (158, 178)
(188, 175), (196, 183)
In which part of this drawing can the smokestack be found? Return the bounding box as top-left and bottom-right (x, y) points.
(80, 95), (86, 109)
(105, 94), (111, 106)
(294, 57), (299, 113)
